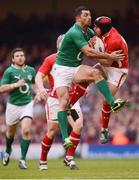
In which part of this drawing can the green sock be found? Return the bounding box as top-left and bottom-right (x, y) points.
(20, 138), (31, 160)
(6, 136), (14, 154)
(58, 110), (68, 141)
(96, 79), (115, 106)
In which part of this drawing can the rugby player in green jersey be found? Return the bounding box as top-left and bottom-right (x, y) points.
(0, 48), (36, 169)
(54, 6), (128, 149)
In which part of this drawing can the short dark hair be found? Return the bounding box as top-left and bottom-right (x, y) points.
(11, 48), (25, 58)
(74, 6), (89, 17)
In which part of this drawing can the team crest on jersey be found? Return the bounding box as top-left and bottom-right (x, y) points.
(27, 74), (32, 81)
(14, 75), (20, 79)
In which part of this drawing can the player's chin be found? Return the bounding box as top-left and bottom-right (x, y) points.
(18, 62), (25, 66)
(19, 60), (25, 64)
(87, 21), (91, 27)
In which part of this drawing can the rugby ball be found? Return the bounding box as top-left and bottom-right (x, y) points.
(93, 36), (105, 52)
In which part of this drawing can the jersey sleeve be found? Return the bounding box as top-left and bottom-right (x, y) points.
(0, 69), (10, 85)
(70, 30), (88, 50)
(38, 56), (55, 75)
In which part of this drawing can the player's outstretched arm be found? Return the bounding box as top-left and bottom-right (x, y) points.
(0, 79), (25, 93)
(35, 71), (48, 101)
(81, 44), (125, 62)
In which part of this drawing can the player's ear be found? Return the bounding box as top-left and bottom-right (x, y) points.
(76, 16), (79, 21)
(12, 58), (15, 64)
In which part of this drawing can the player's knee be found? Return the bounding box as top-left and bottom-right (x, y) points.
(22, 128), (30, 138)
(59, 98), (69, 109)
(7, 132), (14, 138)
(91, 69), (103, 81)
(86, 69), (99, 80)
(91, 68), (100, 76)
(7, 129), (15, 137)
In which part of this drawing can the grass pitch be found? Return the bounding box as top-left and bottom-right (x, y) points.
(0, 158), (139, 179)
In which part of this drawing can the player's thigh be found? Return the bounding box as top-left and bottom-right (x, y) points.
(21, 117), (32, 132)
(56, 86), (69, 100)
(73, 65), (99, 83)
(56, 86), (70, 109)
(93, 63), (107, 79)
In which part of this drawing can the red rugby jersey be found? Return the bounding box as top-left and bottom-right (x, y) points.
(102, 27), (128, 69)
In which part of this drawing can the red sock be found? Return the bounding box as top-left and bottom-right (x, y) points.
(69, 83), (88, 106)
(102, 103), (111, 129)
(40, 134), (53, 161)
(66, 131), (80, 157)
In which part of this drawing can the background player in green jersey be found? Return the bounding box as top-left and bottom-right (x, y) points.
(54, 6), (127, 149)
(0, 48), (36, 169)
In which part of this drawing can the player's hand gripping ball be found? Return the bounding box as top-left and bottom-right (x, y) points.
(89, 36), (105, 52)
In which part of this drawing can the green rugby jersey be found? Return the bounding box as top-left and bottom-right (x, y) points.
(56, 23), (94, 67)
(1, 64), (35, 106)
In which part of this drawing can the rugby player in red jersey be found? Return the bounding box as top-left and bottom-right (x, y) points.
(93, 16), (128, 144)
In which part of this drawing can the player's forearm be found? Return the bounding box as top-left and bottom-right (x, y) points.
(97, 58), (113, 66)
(35, 73), (45, 91)
(35, 72), (49, 101)
(82, 45), (113, 60)
(0, 83), (18, 93)
(31, 84), (38, 94)
(87, 48), (113, 60)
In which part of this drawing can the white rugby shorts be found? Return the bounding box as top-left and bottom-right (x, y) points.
(53, 64), (80, 89)
(45, 96), (81, 121)
(100, 65), (128, 88)
(6, 101), (34, 125)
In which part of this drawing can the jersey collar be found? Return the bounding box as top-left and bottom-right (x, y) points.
(11, 64), (27, 70)
(75, 23), (87, 33)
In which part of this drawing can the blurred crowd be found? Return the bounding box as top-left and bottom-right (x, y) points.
(0, 1), (139, 145)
